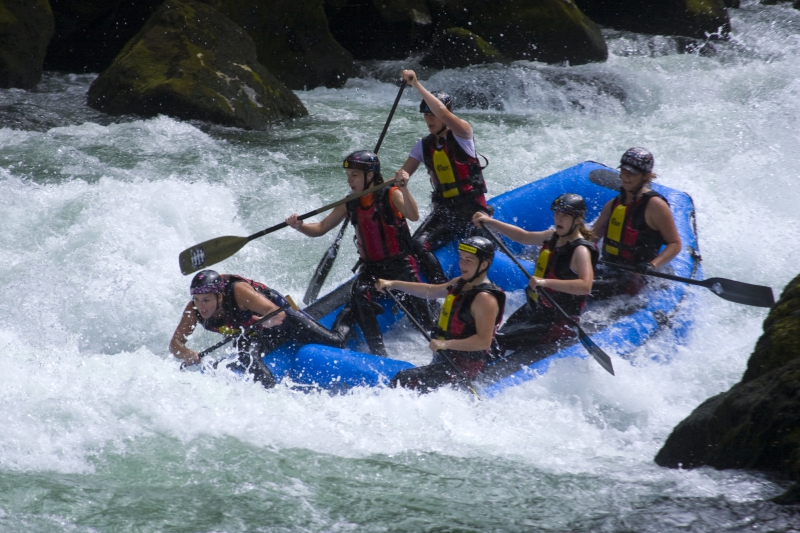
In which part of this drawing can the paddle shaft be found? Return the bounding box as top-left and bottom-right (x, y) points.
(385, 289), (482, 400)
(481, 225), (615, 376)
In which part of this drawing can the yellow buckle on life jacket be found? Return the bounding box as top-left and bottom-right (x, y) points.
(432, 148), (459, 198)
(604, 203), (628, 256)
(529, 248), (551, 303)
(436, 293), (457, 340)
(218, 325), (243, 336)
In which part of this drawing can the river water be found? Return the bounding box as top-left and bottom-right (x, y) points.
(2, 2), (800, 531)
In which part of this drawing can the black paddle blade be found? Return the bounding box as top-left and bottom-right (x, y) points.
(303, 244), (339, 304)
(577, 330), (615, 376)
(703, 277), (775, 308)
(179, 235), (249, 275)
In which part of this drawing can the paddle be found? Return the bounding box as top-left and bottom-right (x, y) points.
(384, 289), (482, 400)
(598, 260), (775, 308)
(178, 178), (396, 275)
(302, 79), (408, 304)
(181, 295), (300, 369)
(482, 226), (615, 376)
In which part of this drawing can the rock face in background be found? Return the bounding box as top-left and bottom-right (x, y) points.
(575, 0), (731, 40)
(44, 0), (163, 73)
(87, 0), (307, 129)
(420, 27), (505, 68)
(430, 0), (607, 65)
(326, 0), (434, 59)
(0, 0), (54, 89)
(198, 0), (355, 89)
(655, 273), (800, 505)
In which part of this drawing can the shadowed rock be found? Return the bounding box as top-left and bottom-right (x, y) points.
(655, 273), (800, 505)
(0, 0), (54, 89)
(420, 27), (506, 68)
(87, 0), (307, 129)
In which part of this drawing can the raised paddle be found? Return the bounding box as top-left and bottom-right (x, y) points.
(384, 289), (483, 400)
(482, 226), (615, 376)
(302, 79), (409, 304)
(181, 295), (300, 369)
(598, 260), (775, 308)
(178, 178), (396, 275)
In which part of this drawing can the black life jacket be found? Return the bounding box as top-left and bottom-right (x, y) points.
(346, 187), (414, 263)
(195, 275), (287, 336)
(421, 132), (487, 203)
(528, 234), (598, 317)
(602, 190), (668, 264)
(433, 279), (506, 359)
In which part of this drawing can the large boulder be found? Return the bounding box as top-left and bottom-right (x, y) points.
(420, 27), (506, 68)
(44, 0), (163, 73)
(0, 0), (54, 89)
(326, 0), (434, 60)
(429, 0), (607, 65)
(574, 0), (731, 40)
(87, 0), (307, 129)
(198, 0), (355, 89)
(655, 274), (800, 505)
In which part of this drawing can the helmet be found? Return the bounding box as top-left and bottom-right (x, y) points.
(619, 147), (654, 174)
(190, 270), (224, 295)
(419, 91), (453, 114)
(551, 193), (587, 219)
(343, 150), (380, 175)
(458, 236), (495, 265)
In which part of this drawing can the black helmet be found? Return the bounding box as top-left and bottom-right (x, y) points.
(419, 91), (453, 114)
(343, 150), (380, 175)
(190, 270), (224, 295)
(551, 193), (587, 219)
(619, 147), (654, 174)
(458, 236), (495, 265)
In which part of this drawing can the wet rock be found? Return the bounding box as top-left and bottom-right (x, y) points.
(87, 0), (307, 129)
(429, 0), (608, 65)
(198, 0), (355, 89)
(44, 0), (163, 73)
(420, 27), (506, 69)
(326, 0), (434, 60)
(0, 0), (54, 89)
(574, 0), (731, 40)
(654, 273), (800, 505)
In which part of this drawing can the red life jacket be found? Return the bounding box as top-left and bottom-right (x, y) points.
(602, 190), (668, 264)
(196, 275), (286, 335)
(433, 279), (505, 359)
(529, 235), (598, 317)
(421, 132), (487, 205)
(346, 187), (413, 263)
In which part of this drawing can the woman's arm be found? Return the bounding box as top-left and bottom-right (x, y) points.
(375, 278), (451, 300)
(169, 301), (200, 365)
(472, 211), (553, 246)
(390, 172), (419, 221)
(286, 204), (347, 237)
(233, 282), (286, 328)
(429, 292), (498, 353)
(645, 197), (682, 269)
(528, 244), (593, 295)
(402, 70), (472, 140)
(589, 200), (613, 244)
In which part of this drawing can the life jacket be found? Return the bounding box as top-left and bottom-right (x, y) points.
(196, 275), (287, 336)
(346, 187), (414, 263)
(528, 234), (598, 317)
(421, 132), (487, 203)
(602, 190), (668, 264)
(433, 279), (506, 359)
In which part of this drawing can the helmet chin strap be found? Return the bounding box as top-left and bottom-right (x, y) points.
(435, 123), (448, 139)
(465, 261), (489, 284)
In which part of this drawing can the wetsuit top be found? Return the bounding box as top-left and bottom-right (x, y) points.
(346, 187), (414, 263)
(529, 234), (599, 317)
(433, 279), (506, 359)
(602, 190), (668, 265)
(420, 132), (488, 206)
(195, 275), (287, 336)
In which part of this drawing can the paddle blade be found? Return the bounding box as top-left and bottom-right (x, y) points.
(179, 235), (250, 275)
(577, 330), (615, 376)
(704, 277), (775, 308)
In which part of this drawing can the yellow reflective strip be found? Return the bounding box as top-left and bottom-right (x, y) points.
(458, 243), (478, 254)
(433, 148), (459, 198)
(533, 248), (550, 278)
(218, 325), (242, 336)
(436, 293), (456, 339)
(604, 203), (627, 256)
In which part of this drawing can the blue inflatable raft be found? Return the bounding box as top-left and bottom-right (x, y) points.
(258, 161), (701, 396)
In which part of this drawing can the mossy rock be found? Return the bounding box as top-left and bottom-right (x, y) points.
(0, 0), (54, 89)
(574, 0), (731, 40)
(327, 0), (434, 60)
(655, 273), (800, 504)
(87, 0), (307, 129)
(420, 27), (506, 68)
(197, 0), (355, 89)
(429, 0), (607, 65)
(44, 0), (164, 73)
